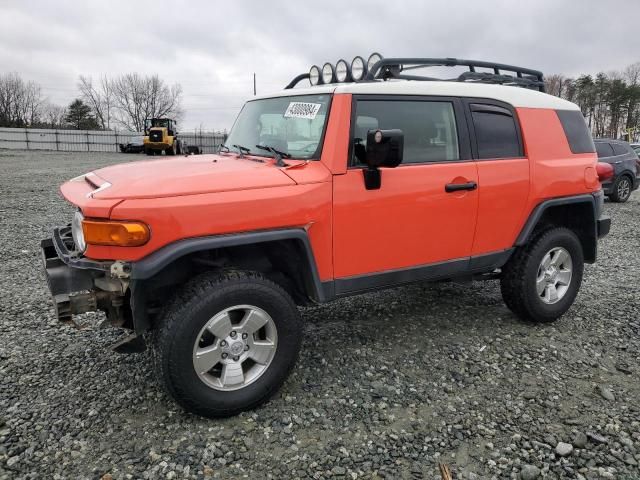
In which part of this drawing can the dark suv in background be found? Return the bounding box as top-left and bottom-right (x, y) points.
(594, 139), (640, 202)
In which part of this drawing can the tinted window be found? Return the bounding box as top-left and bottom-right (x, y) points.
(352, 100), (459, 164)
(470, 104), (521, 159)
(556, 110), (596, 154)
(595, 142), (614, 158)
(612, 143), (630, 156)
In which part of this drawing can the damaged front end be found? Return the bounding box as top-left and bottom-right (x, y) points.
(41, 226), (142, 351)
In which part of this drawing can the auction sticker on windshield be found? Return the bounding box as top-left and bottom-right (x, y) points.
(284, 102), (322, 119)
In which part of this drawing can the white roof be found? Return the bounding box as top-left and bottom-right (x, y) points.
(255, 80), (579, 111)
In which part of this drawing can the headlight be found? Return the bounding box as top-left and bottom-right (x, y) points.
(71, 211), (86, 253)
(351, 56), (366, 81)
(321, 63), (335, 84)
(335, 59), (350, 82)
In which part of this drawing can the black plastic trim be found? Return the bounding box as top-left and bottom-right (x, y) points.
(332, 249), (513, 296)
(515, 194), (596, 246)
(129, 228), (327, 302)
(41, 238), (97, 295)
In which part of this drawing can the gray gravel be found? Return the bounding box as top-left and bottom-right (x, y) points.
(1, 150), (639, 479)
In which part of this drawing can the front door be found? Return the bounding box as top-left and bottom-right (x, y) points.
(332, 96), (479, 294)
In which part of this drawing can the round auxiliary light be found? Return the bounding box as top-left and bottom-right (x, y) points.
(351, 56), (366, 81)
(367, 52), (383, 72)
(321, 62), (335, 84)
(309, 65), (321, 86)
(335, 59), (350, 82)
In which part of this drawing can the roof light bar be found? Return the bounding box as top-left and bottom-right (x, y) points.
(321, 63), (335, 84)
(351, 56), (366, 81)
(335, 59), (350, 83)
(309, 65), (321, 86)
(367, 52), (383, 72)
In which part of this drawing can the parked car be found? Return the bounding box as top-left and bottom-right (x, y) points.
(41, 55), (610, 418)
(594, 139), (640, 202)
(119, 136), (145, 153)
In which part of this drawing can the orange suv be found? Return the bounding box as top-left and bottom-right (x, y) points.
(42, 55), (611, 417)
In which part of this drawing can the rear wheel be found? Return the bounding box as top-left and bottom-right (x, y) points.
(153, 270), (303, 418)
(501, 227), (584, 323)
(145, 148), (153, 156)
(610, 175), (632, 203)
(165, 142), (177, 156)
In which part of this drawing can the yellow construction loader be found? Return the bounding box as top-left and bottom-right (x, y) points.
(143, 118), (184, 155)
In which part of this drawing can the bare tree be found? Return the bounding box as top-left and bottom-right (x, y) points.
(109, 74), (182, 131)
(78, 75), (114, 130)
(41, 102), (67, 128)
(0, 72), (44, 127)
(544, 74), (567, 97)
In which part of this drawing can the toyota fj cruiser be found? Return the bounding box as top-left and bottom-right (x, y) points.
(42, 55), (611, 418)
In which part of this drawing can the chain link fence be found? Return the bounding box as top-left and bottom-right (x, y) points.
(0, 127), (227, 154)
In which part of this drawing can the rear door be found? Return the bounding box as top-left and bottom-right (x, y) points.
(463, 100), (530, 256)
(332, 96), (478, 293)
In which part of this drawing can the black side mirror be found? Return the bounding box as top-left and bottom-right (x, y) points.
(362, 129), (404, 190)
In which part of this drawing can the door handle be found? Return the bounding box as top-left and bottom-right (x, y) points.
(445, 181), (477, 193)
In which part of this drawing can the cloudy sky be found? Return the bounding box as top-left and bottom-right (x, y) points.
(1, 0), (637, 130)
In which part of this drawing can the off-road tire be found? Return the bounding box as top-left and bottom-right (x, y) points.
(152, 270), (302, 418)
(609, 175), (633, 203)
(165, 142), (177, 156)
(500, 227), (584, 323)
(145, 148), (153, 156)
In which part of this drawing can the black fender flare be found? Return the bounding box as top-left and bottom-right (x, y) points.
(129, 228), (328, 300)
(514, 193), (601, 263)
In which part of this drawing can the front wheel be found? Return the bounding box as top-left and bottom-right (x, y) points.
(501, 227), (584, 323)
(153, 270), (303, 417)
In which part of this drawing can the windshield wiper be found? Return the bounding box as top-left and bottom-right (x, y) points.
(218, 144), (230, 153)
(255, 144), (291, 167)
(232, 144), (251, 158)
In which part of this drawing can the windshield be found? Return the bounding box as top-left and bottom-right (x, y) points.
(225, 94), (331, 159)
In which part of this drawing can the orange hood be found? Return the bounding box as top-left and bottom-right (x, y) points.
(88, 154), (297, 200)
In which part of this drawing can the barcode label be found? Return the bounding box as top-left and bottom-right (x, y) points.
(284, 102), (322, 119)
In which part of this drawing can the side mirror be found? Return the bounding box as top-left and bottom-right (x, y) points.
(363, 129), (404, 190)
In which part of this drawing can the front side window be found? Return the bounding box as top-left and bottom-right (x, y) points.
(225, 94), (331, 159)
(352, 100), (459, 164)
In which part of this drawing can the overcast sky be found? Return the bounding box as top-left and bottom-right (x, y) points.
(1, 0), (638, 130)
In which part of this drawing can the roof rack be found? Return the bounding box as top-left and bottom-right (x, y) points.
(286, 57), (545, 92)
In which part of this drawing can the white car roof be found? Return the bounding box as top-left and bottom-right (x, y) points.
(254, 80), (579, 111)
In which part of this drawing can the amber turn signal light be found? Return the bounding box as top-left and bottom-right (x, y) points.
(82, 220), (150, 247)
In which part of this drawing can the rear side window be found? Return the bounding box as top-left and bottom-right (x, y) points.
(470, 104), (522, 159)
(595, 142), (614, 158)
(612, 143), (629, 156)
(556, 110), (595, 154)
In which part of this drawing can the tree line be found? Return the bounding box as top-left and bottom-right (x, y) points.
(545, 62), (640, 140)
(0, 72), (182, 131)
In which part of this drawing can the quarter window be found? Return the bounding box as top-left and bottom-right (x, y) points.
(470, 104), (522, 159)
(352, 100), (459, 164)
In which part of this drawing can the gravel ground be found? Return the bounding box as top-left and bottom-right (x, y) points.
(1, 149), (639, 480)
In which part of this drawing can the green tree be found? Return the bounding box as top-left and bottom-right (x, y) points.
(64, 99), (99, 130)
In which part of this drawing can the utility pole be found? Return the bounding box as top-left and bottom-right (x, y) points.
(253, 73), (256, 96)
